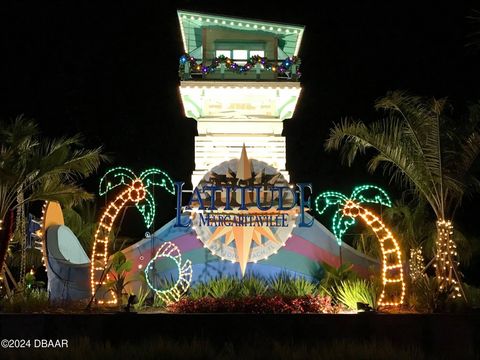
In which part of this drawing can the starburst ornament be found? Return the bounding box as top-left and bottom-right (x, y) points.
(190, 145), (298, 275)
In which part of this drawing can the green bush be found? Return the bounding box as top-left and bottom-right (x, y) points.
(268, 273), (292, 296)
(0, 289), (49, 313)
(132, 286), (150, 311)
(336, 279), (377, 310)
(268, 272), (319, 298)
(152, 292), (167, 308)
(187, 273), (319, 301)
(149, 277), (178, 308)
(188, 282), (210, 300)
(105, 251), (132, 308)
(409, 276), (455, 313)
(319, 262), (357, 298)
(239, 276), (268, 297)
(287, 277), (318, 297)
(205, 277), (241, 299)
(187, 277), (243, 300)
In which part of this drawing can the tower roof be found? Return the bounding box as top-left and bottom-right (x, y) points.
(177, 9), (305, 57)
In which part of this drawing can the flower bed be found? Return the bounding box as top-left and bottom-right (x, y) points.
(167, 295), (342, 314)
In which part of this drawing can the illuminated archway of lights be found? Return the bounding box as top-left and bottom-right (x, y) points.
(144, 242), (192, 303)
(91, 167), (175, 305)
(315, 185), (405, 306)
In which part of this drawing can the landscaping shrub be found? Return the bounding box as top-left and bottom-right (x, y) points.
(132, 286), (150, 311)
(319, 262), (356, 298)
(410, 275), (455, 313)
(206, 277), (241, 298)
(239, 275), (268, 297)
(336, 279), (377, 310)
(0, 289), (49, 313)
(167, 295), (342, 314)
(188, 273), (319, 301)
(268, 272), (319, 297)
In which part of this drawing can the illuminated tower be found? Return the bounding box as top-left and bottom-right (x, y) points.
(177, 10), (304, 187)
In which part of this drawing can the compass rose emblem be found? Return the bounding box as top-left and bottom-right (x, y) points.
(189, 145), (299, 275)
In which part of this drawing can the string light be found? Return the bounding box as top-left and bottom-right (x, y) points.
(37, 201), (49, 268)
(91, 166), (175, 305)
(179, 53), (301, 76)
(436, 219), (461, 298)
(315, 185), (405, 306)
(98, 167), (175, 228)
(409, 247), (424, 283)
(315, 185), (391, 246)
(144, 242), (192, 304)
(91, 179), (146, 304)
(180, 12), (301, 34)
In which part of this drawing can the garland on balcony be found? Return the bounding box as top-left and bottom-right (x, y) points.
(179, 53), (301, 76)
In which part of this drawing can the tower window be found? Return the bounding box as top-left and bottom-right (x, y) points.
(249, 50), (265, 58)
(215, 50), (231, 58)
(232, 50), (248, 64)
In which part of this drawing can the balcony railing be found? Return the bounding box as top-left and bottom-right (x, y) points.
(179, 54), (301, 81)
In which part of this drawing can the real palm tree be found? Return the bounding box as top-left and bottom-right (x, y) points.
(325, 91), (480, 297)
(0, 116), (106, 277)
(63, 202), (101, 253)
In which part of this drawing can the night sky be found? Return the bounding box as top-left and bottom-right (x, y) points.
(2, 1), (480, 279)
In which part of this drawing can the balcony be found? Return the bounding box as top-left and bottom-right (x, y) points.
(179, 55), (301, 82)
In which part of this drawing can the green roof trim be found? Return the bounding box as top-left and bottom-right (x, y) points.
(177, 9), (305, 57)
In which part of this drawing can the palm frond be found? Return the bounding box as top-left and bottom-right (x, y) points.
(0, 115), (39, 147)
(325, 117), (439, 214)
(28, 180), (94, 206)
(98, 167), (137, 196)
(136, 190), (156, 228)
(314, 191), (347, 214)
(63, 202), (99, 252)
(314, 191), (352, 245)
(139, 168), (175, 195)
(56, 147), (105, 178)
(375, 90), (431, 150)
(350, 184), (392, 207)
(332, 210), (356, 245)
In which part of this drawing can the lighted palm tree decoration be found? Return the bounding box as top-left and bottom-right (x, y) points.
(91, 167), (175, 304)
(315, 185), (405, 306)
